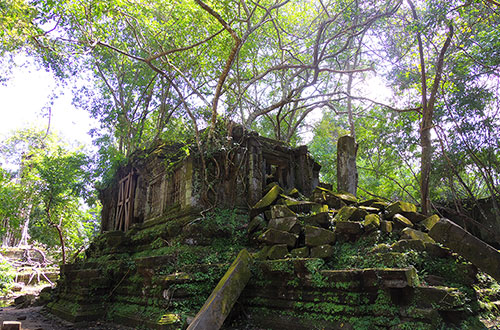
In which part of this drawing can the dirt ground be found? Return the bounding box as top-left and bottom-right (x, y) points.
(0, 306), (133, 330)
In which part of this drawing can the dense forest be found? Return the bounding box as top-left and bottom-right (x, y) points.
(0, 0), (499, 263)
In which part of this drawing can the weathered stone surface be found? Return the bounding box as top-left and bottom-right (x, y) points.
(258, 228), (297, 248)
(303, 212), (331, 228)
(268, 217), (300, 234)
(424, 242), (450, 258)
(421, 214), (440, 231)
(286, 187), (300, 198)
(334, 192), (358, 205)
(359, 206), (379, 215)
(386, 201), (417, 218)
(337, 135), (358, 196)
(320, 267), (417, 289)
(429, 218), (500, 282)
(334, 221), (363, 235)
(380, 220), (393, 233)
(310, 244), (333, 258)
(267, 244), (289, 260)
(363, 214), (380, 232)
(414, 286), (465, 310)
(254, 246), (271, 260)
(248, 215), (266, 233)
(392, 214), (413, 228)
(391, 239), (426, 252)
(401, 228), (435, 244)
(402, 212), (427, 224)
(271, 205), (296, 219)
(251, 185), (283, 216)
(2, 322), (21, 330)
(304, 226), (335, 246)
(291, 247), (309, 258)
(333, 206), (366, 222)
(187, 249), (252, 330)
(359, 199), (388, 210)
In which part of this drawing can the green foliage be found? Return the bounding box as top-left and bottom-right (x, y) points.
(0, 258), (15, 297)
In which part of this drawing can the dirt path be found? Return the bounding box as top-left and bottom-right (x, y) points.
(0, 306), (133, 330)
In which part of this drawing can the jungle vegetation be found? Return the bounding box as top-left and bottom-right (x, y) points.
(0, 0), (498, 262)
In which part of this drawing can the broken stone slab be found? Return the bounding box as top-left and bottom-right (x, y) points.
(359, 199), (388, 210)
(248, 215), (266, 233)
(334, 192), (358, 205)
(380, 220), (393, 233)
(420, 214), (440, 231)
(401, 212), (427, 224)
(258, 228), (298, 248)
(303, 212), (330, 228)
(271, 205), (296, 219)
(424, 242), (450, 258)
(251, 185), (283, 217)
(267, 244), (289, 260)
(334, 221), (363, 235)
(310, 244), (333, 258)
(363, 214), (380, 232)
(291, 246), (309, 258)
(392, 214), (414, 228)
(304, 225), (335, 246)
(358, 206), (380, 213)
(386, 201), (417, 218)
(333, 206), (367, 222)
(268, 217), (301, 234)
(187, 249), (252, 330)
(401, 228), (435, 244)
(429, 218), (500, 282)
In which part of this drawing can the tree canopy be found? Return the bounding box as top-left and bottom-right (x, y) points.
(0, 0), (499, 257)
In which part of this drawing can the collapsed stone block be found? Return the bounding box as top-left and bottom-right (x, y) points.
(420, 214), (440, 231)
(429, 218), (500, 282)
(271, 205), (296, 219)
(303, 212), (331, 228)
(267, 244), (289, 260)
(291, 247), (309, 258)
(259, 228), (298, 248)
(268, 217), (301, 235)
(392, 214), (413, 228)
(391, 239), (426, 252)
(386, 201), (417, 218)
(310, 245), (333, 258)
(363, 214), (380, 232)
(334, 221), (363, 235)
(401, 228), (435, 244)
(380, 220), (393, 233)
(304, 225), (335, 246)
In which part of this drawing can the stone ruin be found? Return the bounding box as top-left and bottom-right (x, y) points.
(44, 127), (500, 329)
(99, 125), (320, 233)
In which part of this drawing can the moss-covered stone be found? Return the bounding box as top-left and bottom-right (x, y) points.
(392, 214), (413, 228)
(421, 214), (440, 231)
(380, 220), (393, 233)
(386, 201), (417, 218)
(303, 212), (330, 228)
(304, 226), (335, 247)
(333, 206), (357, 222)
(401, 228), (435, 244)
(271, 205), (296, 219)
(248, 215), (266, 233)
(310, 245), (333, 258)
(258, 228), (297, 247)
(334, 221), (363, 235)
(363, 214), (380, 232)
(334, 192), (358, 204)
(252, 185), (283, 216)
(267, 244), (289, 260)
(291, 247), (309, 258)
(268, 217), (300, 234)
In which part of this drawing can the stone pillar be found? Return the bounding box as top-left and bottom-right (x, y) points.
(337, 135), (358, 196)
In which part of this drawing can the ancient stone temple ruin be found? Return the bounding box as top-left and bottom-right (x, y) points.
(99, 126), (321, 233)
(46, 127), (500, 329)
